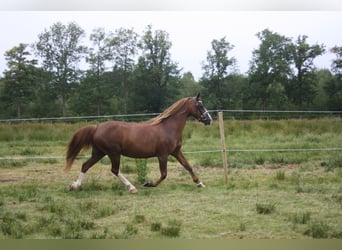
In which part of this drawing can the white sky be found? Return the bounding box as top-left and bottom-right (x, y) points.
(0, 11), (341, 79)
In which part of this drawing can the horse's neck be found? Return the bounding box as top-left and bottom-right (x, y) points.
(161, 109), (189, 133)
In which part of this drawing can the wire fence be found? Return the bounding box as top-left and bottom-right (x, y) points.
(0, 113), (160, 123)
(1, 147), (342, 161)
(1, 109), (342, 123)
(0, 110), (341, 161)
(217, 110), (342, 120)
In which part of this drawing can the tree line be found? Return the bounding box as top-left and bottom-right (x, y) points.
(0, 22), (341, 119)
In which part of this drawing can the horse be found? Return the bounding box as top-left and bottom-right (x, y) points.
(64, 93), (212, 193)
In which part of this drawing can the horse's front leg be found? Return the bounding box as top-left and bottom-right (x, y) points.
(144, 155), (168, 187)
(171, 149), (205, 188)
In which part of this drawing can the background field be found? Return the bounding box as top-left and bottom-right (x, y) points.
(0, 118), (341, 239)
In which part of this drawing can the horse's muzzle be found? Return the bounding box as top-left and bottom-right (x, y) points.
(199, 111), (213, 126)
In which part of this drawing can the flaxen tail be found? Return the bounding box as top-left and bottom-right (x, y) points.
(64, 125), (97, 172)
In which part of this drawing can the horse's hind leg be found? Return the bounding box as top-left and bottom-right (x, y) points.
(70, 146), (105, 190)
(108, 153), (137, 194)
(144, 155), (168, 188)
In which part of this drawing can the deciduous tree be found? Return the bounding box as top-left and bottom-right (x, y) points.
(248, 29), (292, 109)
(324, 46), (342, 110)
(34, 22), (86, 116)
(108, 28), (139, 113)
(134, 25), (180, 112)
(2, 43), (37, 117)
(287, 35), (325, 109)
(82, 28), (112, 115)
(201, 37), (236, 109)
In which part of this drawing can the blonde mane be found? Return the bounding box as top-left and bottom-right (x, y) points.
(147, 98), (190, 125)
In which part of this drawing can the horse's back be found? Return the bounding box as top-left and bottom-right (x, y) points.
(96, 120), (152, 134)
(94, 121), (134, 142)
(93, 120), (162, 157)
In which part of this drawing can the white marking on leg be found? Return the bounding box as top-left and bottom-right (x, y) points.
(70, 172), (84, 190)
(196, 182), (205, 188)
(117, 172), (137, 193)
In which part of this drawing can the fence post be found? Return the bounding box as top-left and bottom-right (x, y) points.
(218, 111), (228, 183)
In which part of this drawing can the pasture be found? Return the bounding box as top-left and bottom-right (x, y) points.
(0, 118), (342, 239)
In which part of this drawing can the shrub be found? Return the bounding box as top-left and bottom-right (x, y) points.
(255, 157), (265, 165)
(151, 222), (162, 232)
(134, 214), (145, 224)
(136, 159), (148, 184)
(0, 212), (26, 238)
(161, 219), (181, 237)
(256, 202), (276, 214)
(290, 211), (311, 224)
(275, 170), (285, 181)
(304, 221), (330, 238)
(94, 206), (118, 219)
(91, 228), (109, 239)
(239, 222), (247, 232)
(115, 224), (138, 239)
(326, 155), (342, 171)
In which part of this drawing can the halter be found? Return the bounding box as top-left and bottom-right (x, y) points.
(192, 97), (212, 123)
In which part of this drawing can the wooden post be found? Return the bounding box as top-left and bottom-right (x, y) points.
(218, 111), (228, 183)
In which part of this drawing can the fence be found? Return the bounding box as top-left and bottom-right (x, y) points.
(217, 110), (342, 119)
(1, 147), (342, 160)
(0, 113), (160, 123)
(0, 110), (341, 181)
(1, 109), (342, 123)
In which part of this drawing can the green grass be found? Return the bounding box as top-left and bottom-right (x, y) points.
(160, 219), (182, 237)
(256, 202), (276, 215)
(288, 211), (311, 225)
(0, 162), (341, 239)
(0, 118), (342, 238)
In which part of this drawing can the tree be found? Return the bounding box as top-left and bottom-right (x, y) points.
(82, 28), (112, 115)
(134, 25), (180, 113)
(330, 46), (342, 77)
(70, 72), (114, 116)
(179, 72), (203, 98)
(1, 43), (37, 117)
(30, 68), (60, 117)
(108, 28), (139, 113)
(201, 37), (236, 109)
(34, 22), (86, 116)
(324, 46), (342, 110)
(287, 35), (325, 109)
(248, 29), (292, 109)
(311, 69), (333, 110)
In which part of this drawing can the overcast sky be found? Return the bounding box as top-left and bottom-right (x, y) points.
(0, 11), (341, 79)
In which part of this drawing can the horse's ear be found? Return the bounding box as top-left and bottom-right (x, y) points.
(196, 93), (201, 100)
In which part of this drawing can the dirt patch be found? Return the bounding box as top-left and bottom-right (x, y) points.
(255, 163), (300, 169)
(0, 178), (17, 183)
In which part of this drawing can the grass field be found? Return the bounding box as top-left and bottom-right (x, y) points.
(0, 118), (341, 239)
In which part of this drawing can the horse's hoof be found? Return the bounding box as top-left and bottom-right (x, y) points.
(69, 183), (77, 191)
(129, 187), (138, 194)
(197, 182), (205, 188)
(143, 182), (153, 187)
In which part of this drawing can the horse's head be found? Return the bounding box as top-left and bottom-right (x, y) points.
(191, 93), (213, 126)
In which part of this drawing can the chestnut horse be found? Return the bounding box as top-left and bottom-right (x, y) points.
(64, 93), (212, 193)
